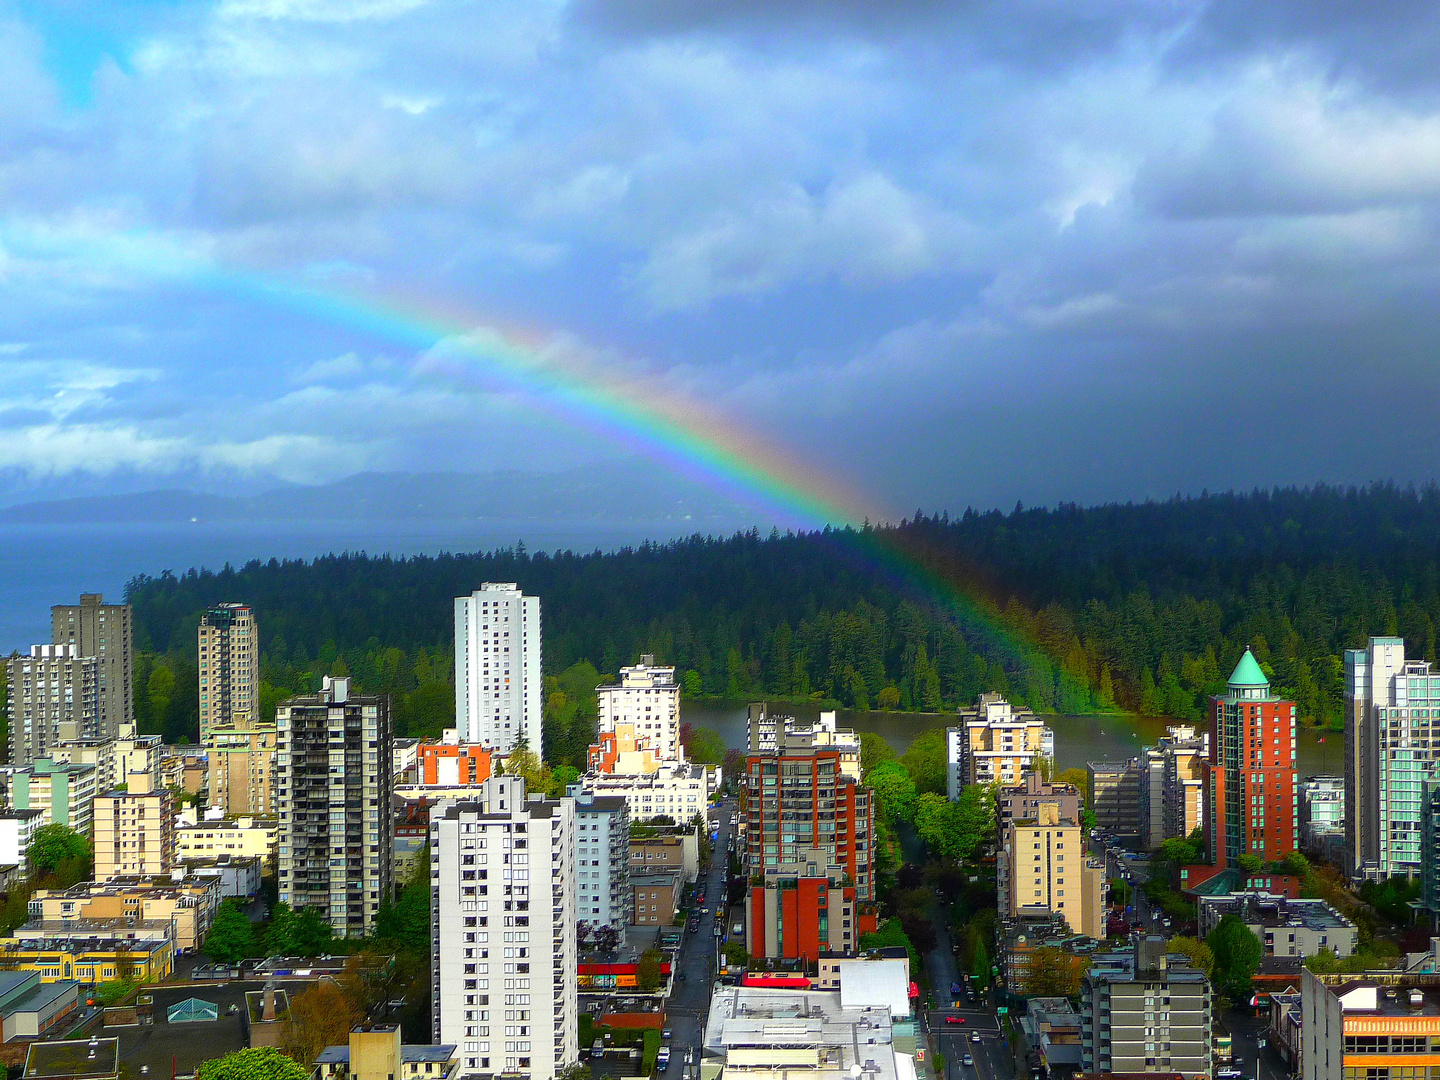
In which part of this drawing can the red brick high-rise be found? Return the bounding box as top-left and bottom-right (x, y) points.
(1206, 648), (1299, 870)
(743, 715), (877, 963)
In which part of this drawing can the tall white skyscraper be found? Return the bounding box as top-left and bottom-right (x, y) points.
(430, 775), (578, 1080)
(455, 584), (542, 753)
(596, 656), (680, 761)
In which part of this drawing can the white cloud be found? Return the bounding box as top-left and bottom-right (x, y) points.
(217, 0), (430, 23)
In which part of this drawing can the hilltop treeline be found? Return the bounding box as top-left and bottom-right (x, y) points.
(126, 482), (1440, 741)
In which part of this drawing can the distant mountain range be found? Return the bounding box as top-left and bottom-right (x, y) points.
(1, 466), (767, 529)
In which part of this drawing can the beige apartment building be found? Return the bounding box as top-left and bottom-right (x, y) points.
(206, 714), (276, 816)
(631, 873), (681, 926)
(27, 877), (221, 953)
(198, 603), (258, 744)
(630, 834), (700, 883)
(947, 694), (1055, 795)
(93, 773), (173, 882)
(1004, 803), (1106, 939)
(175, 814), (279, 865)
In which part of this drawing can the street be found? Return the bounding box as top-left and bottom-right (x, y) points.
(929, 1010), (1006, 1080)
(655, 798), (736, 1070)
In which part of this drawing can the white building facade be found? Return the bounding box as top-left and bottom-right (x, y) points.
(570, 761), (716, 825)
(597, 658), (680, 761)
(431, 776), (577, 1080)
(5, 646), (100, 766)
(573, 792), (630, 932)
(455, 584), (542, 753)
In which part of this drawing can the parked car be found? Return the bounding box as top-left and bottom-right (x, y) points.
(592, 1039), (605, 1057)
(658, 1048), (672, 1070)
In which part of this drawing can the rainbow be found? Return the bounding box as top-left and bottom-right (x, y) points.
(229, 273), (1053, 673)
(11, 221), (1058, 676)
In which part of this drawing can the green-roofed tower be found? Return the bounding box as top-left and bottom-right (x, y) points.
(1208, 646), (1298, 871)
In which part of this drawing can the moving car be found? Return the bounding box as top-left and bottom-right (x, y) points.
(970, 1034), (981, 1044)
(662, 1028), (673, 1040)
(945, 1016), (966, 1025)
(962, 1056), (974, 1068)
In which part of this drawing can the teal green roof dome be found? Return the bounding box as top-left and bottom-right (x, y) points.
(1228, 648), (1269, 688)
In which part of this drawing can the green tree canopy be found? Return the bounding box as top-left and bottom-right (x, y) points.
(636, 948), (664, 993)
(859, 732), (897, 772)
(868, 761), (917, 825)
(27, 824), (90, 877)
(1206, 914), (1263, 1001)
(198, 1048), (309, 1080)
(684, 727), (726, 765)
(1023, 947), (1088, 997)
(265, 903), (334, 957)
(1166, 935), (1215, 980)
(900, 730), (947, 796)
(204, 900), (254, 964)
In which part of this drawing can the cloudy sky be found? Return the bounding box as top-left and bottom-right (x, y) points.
(3, 0), (1440, 521)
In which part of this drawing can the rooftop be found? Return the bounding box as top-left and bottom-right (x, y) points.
(703, 985), (904, 1080)
(314, 1044), (458, 1064)
(1202, 893), (1355, 932)
(1228, 648), (1269, 688)
(24, 1038), (120, 1079)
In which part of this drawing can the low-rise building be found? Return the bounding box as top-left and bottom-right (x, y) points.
(315, 1024), (459, 1080)
(2, 759), (97, 836)
(92, 772), (172, 881)
(630, 833), (699, 884)
(0, 933), (174, 984)
(417, 732), (493, 787)
(632, 873), (681, 927)
(1197, 893), (1357, 958)
(702, 983), (918, 1080)
(0, 811), (44, 869)
(1021, 997), (1083, 1076)
(26, 877), (220, 954)
(0, 970), (79, 1042)
(999, 911), (1094, 996)
(572, 760), (717, 826)
(173, 812), (278, 864)
(180, 854), (263, 898)
(1302, 970), (1440, 1080)
(23, 1037), (119, 1080)
(242, 985), (290, 1048)
(1079, 937), (1212, 1078)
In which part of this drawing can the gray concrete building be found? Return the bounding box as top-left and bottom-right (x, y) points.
(1088, 760), (1142, 840)
(4, 646), (99, 766)
(574, 791), (630, 932)
(1197, 892), (1357, 958)
(276, 676), (394, 937)
(51, 594), (132, 741)
(1080, 937), (1213, 1078)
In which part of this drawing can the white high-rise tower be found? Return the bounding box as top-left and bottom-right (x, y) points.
(455, 584), (541, 753)
(430, 775), (578, 1080)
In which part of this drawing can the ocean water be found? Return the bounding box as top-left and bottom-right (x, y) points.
(0, 520), (715, 654)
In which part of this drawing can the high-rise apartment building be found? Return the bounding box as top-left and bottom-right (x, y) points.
(1, 759), (97, 835)
(198, 603), (258, 744)
(1300, 776), (1345, 856)
(996, 774), (1082, 912)
(1138, 725), (1208, 850)
(744, 724), (874, 901)
(597, 657), (679, 761)
(1080, 937), (1212, 1077)
(276, 677), (394, 937)
(92, 772), (173, 881)
(429, 775), (577, 1080)
(454, 584), (541, 753)
(1088, 760), (1142, 839)
(573, 792), (630, 932)
(1002, 804), (1106, 939)
(5, 646), (99, 765)
(947, 693), (1055, 796)
(207, 714), (277, 817)
(51, 594), (132, 741)
(1206, 649), (1298, 869)
(745, 843), (878, 962)
(1344, 636), (1440, 879)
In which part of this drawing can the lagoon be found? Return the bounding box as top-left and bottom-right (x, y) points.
(679, 701), (1344, 778)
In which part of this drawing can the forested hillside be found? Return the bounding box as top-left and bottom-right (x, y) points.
(125, 483), (1440, 745)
